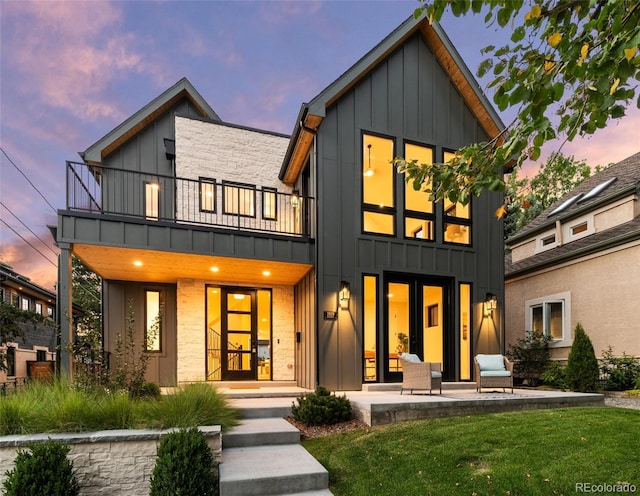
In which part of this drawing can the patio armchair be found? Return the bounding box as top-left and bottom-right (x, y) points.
(474, 354), (514, 393)
(399, 353), (442, 395)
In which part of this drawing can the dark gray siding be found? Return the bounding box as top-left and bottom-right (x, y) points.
(103, 281), (177, 386)
(315, 33), (504, 390)
(294, 268), (316, 389)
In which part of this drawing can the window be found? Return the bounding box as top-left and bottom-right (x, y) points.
(11, 292), (19, 307)
(47, 306), (54, 319)
(363, 275), (377, 382)
(459, 283), (471, 380)
(200, 178), (216, 212)
(35, 302), (43, 315)
(404, 142), (435, 240)
(0, 288), (4, 302)
(223, 181), (255, 217)
(571, 222), (588, 235)
(145, 290), (162, 352)
(362, 133), (395, 235)
(262, 187), (278, 220)
(443, 151), (472, 245)
(20, 296), (30, 312)
(37, 349), (47, 361)
(541, 234), (556, 246)
(145, 182), (160, 220)
(526, 292), (571, 345)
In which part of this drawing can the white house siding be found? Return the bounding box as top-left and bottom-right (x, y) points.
(505, 241), (640, 360)
(176, 279), (295, 383)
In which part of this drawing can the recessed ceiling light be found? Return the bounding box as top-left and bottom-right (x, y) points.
(133, 261), (143, 267)
(262, 270), (271, 276)
(210, 266), (219, 272)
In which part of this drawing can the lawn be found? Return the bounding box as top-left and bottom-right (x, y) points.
(303, 407), (640, 496)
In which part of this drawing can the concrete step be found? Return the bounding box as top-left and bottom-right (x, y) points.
(219, 444), (329, 496)
(230, 396), (295, 419)
(223, 418), (300, 448)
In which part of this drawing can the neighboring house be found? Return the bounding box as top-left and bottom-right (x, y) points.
(55, 15), (507, 390)
(0, 262), (58, 381)
(505, 152), (640, 360)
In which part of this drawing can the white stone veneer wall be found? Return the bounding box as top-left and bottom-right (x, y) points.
(177, 279), (295, 383)
(0, 427), (221, 496)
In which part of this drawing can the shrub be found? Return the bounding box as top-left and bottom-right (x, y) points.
(137, 381), (162, 400)
(540, 361), (568, 390)
(2, 440), (79, 496)
(565, 323), (599, 392)
(291, 386), (352, 426)
(506, 330), (551, 386)
(149, 427), (217, 496)
(599, 347), (640, 391)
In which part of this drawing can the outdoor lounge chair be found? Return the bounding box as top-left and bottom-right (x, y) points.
(399, 353), (442, 395)
(474, 354), (514, 393)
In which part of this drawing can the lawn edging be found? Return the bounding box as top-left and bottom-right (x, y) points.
(0, 426), (221, 495)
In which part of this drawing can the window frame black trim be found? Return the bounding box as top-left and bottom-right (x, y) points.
(222, 180), (257, 218)
(199, 177), (217, 213)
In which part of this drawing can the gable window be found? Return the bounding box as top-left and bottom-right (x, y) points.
(404, 142), (435, 241)
(442, 151), (472, 245)
(223, 181), (255, 217)
(145, 182), (160, 220)
(262, 187), (278, 220)
(200, 178), (216, 213)
(145, 290), (162, 352)
(362, 133), (395, 235)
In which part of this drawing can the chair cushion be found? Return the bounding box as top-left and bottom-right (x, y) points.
(476, 354), (506, 371)
(431, 371), (442, 378)
(480, 370), (512, 377)
(400, 353), (421, 363)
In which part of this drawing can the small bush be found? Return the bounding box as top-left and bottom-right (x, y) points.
(600, 347), (640, 391)
(507, 330), (551, 386)
(291, 386), (352, 426)
(149, 427), (217, 496)
(3, 440), (79, 496)
(137, 381), (162, 400)
(565, 323), (600, 392)
(540, 361), (568, 390)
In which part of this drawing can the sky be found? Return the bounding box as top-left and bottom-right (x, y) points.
(1, 0), (639, 292)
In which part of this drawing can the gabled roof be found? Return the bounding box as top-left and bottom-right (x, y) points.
(505, 151), (640, 278)
(279, 14), (506, 184)
(507, 152), (640, 244)
(81, 77), (219, 164)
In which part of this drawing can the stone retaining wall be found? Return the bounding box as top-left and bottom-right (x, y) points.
(0, 426), (221, 495)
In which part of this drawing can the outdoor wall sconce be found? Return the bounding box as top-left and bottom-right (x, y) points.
(339, 281), (351, 309)
(484, 292), (497, 317)
(290, 189), (300, 208)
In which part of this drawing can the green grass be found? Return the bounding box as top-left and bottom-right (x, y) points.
(0, 381), (238, 435)
(303, 408), (640, 496)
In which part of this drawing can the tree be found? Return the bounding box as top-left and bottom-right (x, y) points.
(565, 323), (600, 393)
(504, 152), (596, 238)
(395, 0), (639, 209)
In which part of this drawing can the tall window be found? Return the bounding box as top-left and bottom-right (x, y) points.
(6, 346), (15, 376)
(145, 182), (160, 220)
(362, 133), (395, 235)
(262, 187), (277, 220)
(443, 150), (471, 245)
(460, 283), (471, 380)
(145, 290), (162, 352)
(404, 142), (435, 240)
(223, 181), (255, 217)
(20, 296), (30, 312)
(363, 275), (377, 382)
(35, 302), (43, 315)
(200, 178), (216, 212)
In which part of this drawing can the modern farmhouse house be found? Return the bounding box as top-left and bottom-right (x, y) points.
(56, 15), (507, 390)
(505, 152), (640, 360)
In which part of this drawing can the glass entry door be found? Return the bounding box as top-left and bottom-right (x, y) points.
(222, 289), (256, 380)
(384, 276), (450, 382)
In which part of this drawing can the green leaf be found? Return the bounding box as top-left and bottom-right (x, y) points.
(497, 8), (510, 27)
(511, 26), (525, 43)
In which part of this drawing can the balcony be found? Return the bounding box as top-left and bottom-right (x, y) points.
(66, 161), (314, 238)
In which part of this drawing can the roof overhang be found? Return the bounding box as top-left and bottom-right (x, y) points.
(279, 14), (506, 184)
(82, 78), (219, 164)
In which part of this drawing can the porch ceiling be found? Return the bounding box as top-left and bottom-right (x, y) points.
(73, 244), (313, 286)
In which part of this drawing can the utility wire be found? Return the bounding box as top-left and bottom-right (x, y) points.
(0, 218), (57, 267)
(0, 146), (57, 214)
(0, 202), (59, 257)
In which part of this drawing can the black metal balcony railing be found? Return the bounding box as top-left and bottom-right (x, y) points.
(66, 161), (313, 237)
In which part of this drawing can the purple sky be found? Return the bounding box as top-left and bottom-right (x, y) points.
(1, 0), (639, 292)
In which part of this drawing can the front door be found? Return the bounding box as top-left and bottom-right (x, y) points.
(384, 276), (452, 382)
(221, 288), (257, 380)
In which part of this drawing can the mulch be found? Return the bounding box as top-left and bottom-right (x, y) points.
(285, 417), (370, 439)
